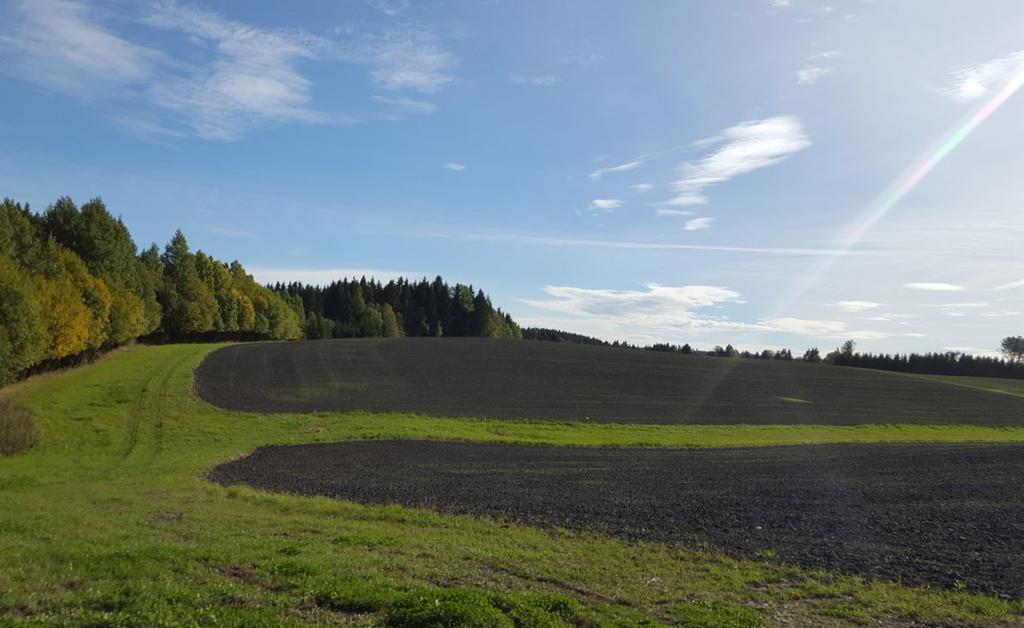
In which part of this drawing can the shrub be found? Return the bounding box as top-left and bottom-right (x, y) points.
(0, 397), (39, 455)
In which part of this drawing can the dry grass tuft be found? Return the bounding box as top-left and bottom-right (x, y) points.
(0, 396), (39, 455)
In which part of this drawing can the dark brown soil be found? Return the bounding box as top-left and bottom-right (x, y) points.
(210, 440), (1024, 598)
(195, 338), (1024, 425)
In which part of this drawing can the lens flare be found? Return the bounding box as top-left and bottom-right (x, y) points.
(773, 68), (1024, 320)
(839, 69), (1024, 249)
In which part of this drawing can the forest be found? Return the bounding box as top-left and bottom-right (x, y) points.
(0, 197), (308, 385)
(0, 197), (522, 387)
(274, 278), (521, 341)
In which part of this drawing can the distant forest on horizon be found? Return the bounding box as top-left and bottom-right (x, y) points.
(1, 196), (1021, 386)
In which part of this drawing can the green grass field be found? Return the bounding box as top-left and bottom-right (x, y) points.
(2, 343), (1023, 626)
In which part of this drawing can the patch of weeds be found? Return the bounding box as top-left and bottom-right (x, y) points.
(331, 533), (397, 547)
(387, 587), (586, 628)
(674, 599), (764, 628)
(315, 579), (401, 614)
(262, 558), (316, 580)
(313, 580), (587, 627)
(0, 397), (39, 456)
(386, 588), (514, 628)
(820, 601), (871, 624)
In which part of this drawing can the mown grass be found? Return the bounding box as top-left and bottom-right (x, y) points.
(0, 396), (38, 456)
(1, 343), (1022, 626)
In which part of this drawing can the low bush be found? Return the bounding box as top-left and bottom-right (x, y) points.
(0, 397), (38, 455)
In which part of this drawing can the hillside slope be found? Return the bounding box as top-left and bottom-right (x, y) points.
(196, 338), (1024, 425)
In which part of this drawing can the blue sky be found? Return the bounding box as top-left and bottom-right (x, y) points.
(2, 0), (1023, 354)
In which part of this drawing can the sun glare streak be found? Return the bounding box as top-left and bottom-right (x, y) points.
(771, 69), (1024, 321)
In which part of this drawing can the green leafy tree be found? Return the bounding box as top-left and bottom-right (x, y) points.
(1001, 336), (1024, 363)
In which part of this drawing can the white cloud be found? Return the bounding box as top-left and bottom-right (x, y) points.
(993, 278), (1024, 291)
(365, 0), (410, 16)
(144, 3), (329, 139)
(0, 0), (459, 139)
(443, 162), (466, 171)
(930, 302), (989, 308)
(522, 283), (752, 342)
(249, 266), (419, 286)
(655, 208), (694, 216)
(589, 160), (642, 181)
(430, 231), (867, 256)
(632, 183), (653, 193)
(796, 65), (834, 85)
(683, 217), (714, 231)
(763, 317), (849, 336)
(905, 282), (964, 291)
(668, 116), (810, 206)
(0, 0), (160, 94)
(944, 50), (1024, 102)
(508, 73), (559, 86)
(373, 94), (437, 114)
(521, 283), (886, 344)
(356, 27), (457, 93)
(588, 198), (622, 213)
(833, 300), (881, 313)
(772, 0), (792, 7)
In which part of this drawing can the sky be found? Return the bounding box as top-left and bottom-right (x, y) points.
(1, 0), (1023, 355)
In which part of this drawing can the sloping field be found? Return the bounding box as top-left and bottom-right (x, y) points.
(3, 344), (1024, 625)
(196, 338), (1024, 425)
(211, 439), (1024, 597)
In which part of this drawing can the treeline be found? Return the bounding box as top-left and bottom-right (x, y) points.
(0, 197), (302, 385)
(274, 278), (521, 340)
(828, 348), (1024, 379)
(522, 328), (611, 346)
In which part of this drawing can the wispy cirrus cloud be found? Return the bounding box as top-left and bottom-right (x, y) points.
(589, 160), (642, 181)
(943, 50), (1024, 102)
(443, 162), (466, 171)
(0, 0), (458, 140)
(655, 208), (693, 217)
(587, 198), (622, 213)
(632, 183), (653, 193)
(796, 50), (839, 85)
(508, 73), (559, 86)
(683, 217), (714, 231)
(143, 2), (331, 139)
(668, 115), (810, 206)
(993, 278), (1024, 291)
(905, 282), (964, 291)
(833, 300), (881, 313)
(353, 27), (457, 93)
(0, 0), (160, 94)
(427, 231), (869, 256)
(796, 65), (834, 85)
(373, 94), (437, 115)
(365, 0), (410, 16)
